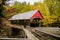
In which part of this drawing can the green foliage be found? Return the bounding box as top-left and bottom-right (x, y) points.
(12, 1), (33, 13)
(10, 1), (60, 27)
(43, 0), (60, 27)
(0, 0), (7, 18)
(0, 0), (60, 27)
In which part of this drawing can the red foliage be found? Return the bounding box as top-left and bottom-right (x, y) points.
(6, 8), (17, 14)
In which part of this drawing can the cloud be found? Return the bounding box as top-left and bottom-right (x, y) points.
(16, 0), (43, 5)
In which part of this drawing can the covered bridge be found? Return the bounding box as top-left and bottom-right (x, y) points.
(9, 10), (44, 27)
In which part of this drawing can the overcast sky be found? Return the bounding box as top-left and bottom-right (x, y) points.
(16, 0), (44, 5)
(7, 0), (44, 6)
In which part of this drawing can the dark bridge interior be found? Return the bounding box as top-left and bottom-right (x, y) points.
(30, 23), (39, 27)
(30, 18), (40, 27)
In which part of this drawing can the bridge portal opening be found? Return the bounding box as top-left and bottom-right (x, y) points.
(30, 18), (41, 27)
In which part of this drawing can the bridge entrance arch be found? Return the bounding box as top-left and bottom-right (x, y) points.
(30, 18), (41, 27)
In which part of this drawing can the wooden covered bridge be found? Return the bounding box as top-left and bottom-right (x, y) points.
(9, 10), (44, 27)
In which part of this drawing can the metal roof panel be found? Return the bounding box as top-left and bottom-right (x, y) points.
(9, 10), (38, 20)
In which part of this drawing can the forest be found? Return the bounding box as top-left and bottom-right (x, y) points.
(0, 0), (60, 38)
(0, 0), (60, 27)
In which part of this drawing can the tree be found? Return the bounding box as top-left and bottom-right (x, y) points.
(12, 1), (34, 13)
(44, 0), (60, 27)
(0, 0), (6, 25)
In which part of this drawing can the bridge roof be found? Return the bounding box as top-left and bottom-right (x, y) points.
(9, 10), (44, 20)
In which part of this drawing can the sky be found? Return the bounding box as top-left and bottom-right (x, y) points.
(6, 0), (44, 6)
(16, 0), (44, 5)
